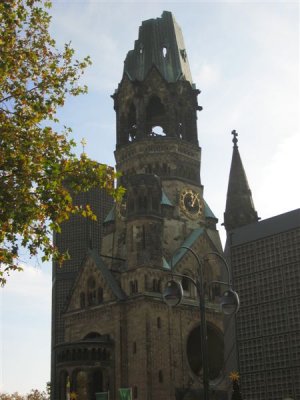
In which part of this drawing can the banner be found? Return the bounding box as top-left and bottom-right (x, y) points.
(96, 392), (109, 400)
(119, 388), (132, 400)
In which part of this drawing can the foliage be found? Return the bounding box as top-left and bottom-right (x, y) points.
(0, 389), (49, 400)
(0, 0), (123, 285)
(0, 394), (24, 400)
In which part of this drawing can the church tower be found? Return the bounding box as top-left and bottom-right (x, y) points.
(223, 130), (259, 232)
(54, 12), (228, 400)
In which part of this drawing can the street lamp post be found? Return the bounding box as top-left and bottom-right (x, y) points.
(162, 246), (240, 400)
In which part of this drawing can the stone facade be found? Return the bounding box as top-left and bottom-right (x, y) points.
(52, 11), (229, 400)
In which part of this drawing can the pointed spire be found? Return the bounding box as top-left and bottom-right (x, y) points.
(223, 130), (259, 231)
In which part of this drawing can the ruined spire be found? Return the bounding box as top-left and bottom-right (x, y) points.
(223, 131), (259, 231)
(123, 11), (193, 84)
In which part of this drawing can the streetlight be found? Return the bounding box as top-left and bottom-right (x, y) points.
(162, 246), (240, 400)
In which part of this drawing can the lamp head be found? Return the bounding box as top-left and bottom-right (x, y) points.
(220, 289), (240, 315)
(163, 280), (183, 307)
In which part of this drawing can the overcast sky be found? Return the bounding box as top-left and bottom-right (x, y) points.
(1, 0), (299, 394)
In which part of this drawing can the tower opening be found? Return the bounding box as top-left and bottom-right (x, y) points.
(146, 96), (167, 136)
(90, 369), (103, 399)
(151, 126), (165, 136)
(127, 102), (137, 142)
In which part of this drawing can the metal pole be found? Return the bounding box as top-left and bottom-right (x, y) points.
(197, 279), (209, 400)
(205, 251), (232, 286)
(180, 246), (209, 400)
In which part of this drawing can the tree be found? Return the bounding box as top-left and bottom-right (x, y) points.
(0, 0), (123, 285)
(0, 394), (24, 400)
(27, 390), (49, 400)
(0, 389), (49, 400)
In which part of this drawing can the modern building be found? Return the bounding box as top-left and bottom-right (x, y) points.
(51, 187), (114, 398)
(51, 11), (231, 400)
(224, 134), (300, 400)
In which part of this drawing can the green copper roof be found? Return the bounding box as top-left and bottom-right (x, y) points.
(204, 200), (217, 220)
(170, 228), (205, 268)
(161, 190), (173, 206)
(124, 11), (193, 84)
(104, 206), (115, 223)
(162, 256), (172, 270)
(89, 249), (126, 301)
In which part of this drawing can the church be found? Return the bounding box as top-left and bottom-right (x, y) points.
(51, 11), (240, 400)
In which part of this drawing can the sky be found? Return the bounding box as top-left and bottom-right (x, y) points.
(1, 0), (299, 395)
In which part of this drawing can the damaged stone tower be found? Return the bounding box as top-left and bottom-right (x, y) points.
(52, 11), (228, 400)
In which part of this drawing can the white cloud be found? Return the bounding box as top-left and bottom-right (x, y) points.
(194, 63), (221, 88)
(1, 264), (51, 394)
(255, 131), (300, 219)
(3, 263), (51, 296)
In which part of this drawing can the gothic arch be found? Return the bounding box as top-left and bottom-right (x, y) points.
(83, 332), (102, 340)
(146, 95), (167, 136)
(59, 370), (69, 400)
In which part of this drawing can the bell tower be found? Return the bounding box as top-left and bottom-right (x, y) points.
(114, 10), (199, 147)
(57, 12), (228, 400)
(106, 11), (213, 272)
(100, 11), (227, 399)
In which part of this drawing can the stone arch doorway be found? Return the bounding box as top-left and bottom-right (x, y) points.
(73, 368), (104, 400)
(59, 370), (69, 400)
(90, 369), (104, 399)
(75, 370), (88, 400)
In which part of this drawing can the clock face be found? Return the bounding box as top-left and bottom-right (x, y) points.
(116, 197), (127, 220)
(180, 188), (203, 219)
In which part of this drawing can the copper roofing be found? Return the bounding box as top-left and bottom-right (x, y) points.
(124, 11), (193, 84)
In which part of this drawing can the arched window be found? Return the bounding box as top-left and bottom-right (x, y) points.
(144, 274), (148, 291)
(98, 287), (103, 304)
(158, 370), (163, 383)
(146, 95), (167, 136)
(83, 332), (102, 340)
(182, 275), (194, 298)
(209, 283), (221, 301)
(80, 292), (85, 308)
(138, 196), (147, 211)
(130, 281), (134, 295)
(152, 279), (161, 292)
(157, 317), (161, 329)
(130, 280), (138, 294)
(87, 276), (96, 306)
(76, 371), (88, 399)
(181, 276), (190, 292)
(152, 195), (159, 212)
(59, 371), (69, 400)
(153, 279), (158, 291)
(127, 103), (137, 142)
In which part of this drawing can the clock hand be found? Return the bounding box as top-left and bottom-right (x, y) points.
(191, 194), (197, 207)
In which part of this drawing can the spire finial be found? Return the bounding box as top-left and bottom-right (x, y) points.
(80, 137), (87, 155)
(232, 130), (238, 147)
